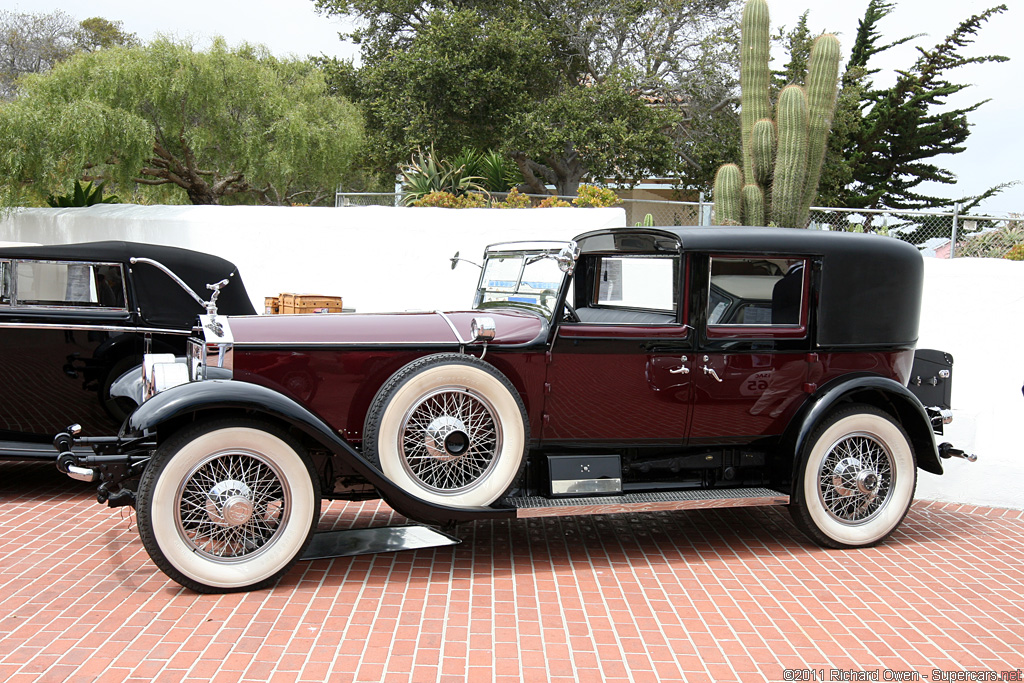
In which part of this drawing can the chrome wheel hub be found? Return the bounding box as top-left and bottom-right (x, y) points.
(175, 450), (290, 560)
(205, 480), (255, 527)
(400, 387), (502, 494)
(818, 433), (894, 524)
(424, 416), (471, 462)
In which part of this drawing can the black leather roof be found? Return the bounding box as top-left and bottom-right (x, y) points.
(573, 226), (924, 349)
(0, 241), (256, 326)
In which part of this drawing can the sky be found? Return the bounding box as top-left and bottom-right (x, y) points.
(6, 0), (1022, 216)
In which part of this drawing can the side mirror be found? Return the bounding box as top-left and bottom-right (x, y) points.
(450, 251), (482, 271)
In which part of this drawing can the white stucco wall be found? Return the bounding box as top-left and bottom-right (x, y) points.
(914, 257), (1023, 509)
(1, 206), (1019, 509)
(0, 205), (624, 313)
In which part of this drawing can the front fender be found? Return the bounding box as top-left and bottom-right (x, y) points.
(123, 380), (513, 524)
(785, 374), (942, 477)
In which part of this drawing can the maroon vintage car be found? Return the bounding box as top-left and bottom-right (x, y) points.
(56, 227), (971, 593)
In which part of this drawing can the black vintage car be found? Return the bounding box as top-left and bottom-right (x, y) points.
(0, 241), (254, 459)
(56, 227), (971, 593)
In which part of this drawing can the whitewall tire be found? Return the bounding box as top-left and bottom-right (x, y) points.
(364, 354), (528, 507)
(791, 404), (917, 548)
(136, 420), (320, 593)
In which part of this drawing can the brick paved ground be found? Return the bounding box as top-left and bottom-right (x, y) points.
(1, 459), (1022, 683)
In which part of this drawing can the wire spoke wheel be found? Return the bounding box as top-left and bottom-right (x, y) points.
(400, 387), (502, 494)
(364, 353), (528, 508)
(817, 433), (894, 524)
(176, 449), (290, 561)
(791, 405), (916, 549)
(137, 421), (320, 593)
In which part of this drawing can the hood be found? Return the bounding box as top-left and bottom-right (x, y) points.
(226, 309), (547, 347)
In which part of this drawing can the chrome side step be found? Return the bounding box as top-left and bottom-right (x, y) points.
(505, 487), (789, 519)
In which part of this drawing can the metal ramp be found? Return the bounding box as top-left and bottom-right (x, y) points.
(298, 487), (788, 559)
(301, 525), (461, 561)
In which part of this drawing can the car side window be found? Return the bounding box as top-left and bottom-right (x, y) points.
(0, 260), (9, 304)
(12, 260), (127, 310)
(707, 256), (806, 328)
(593, 255), (677, 312)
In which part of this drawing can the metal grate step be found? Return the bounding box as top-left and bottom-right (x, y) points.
(504, 487), (789, 519)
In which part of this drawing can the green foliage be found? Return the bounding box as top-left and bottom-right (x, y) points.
(831, 2), (1010, 211)
(410, 191), (488, 208)
(76, 17), (137, 51)
(538, 195), (571, 208)
(476, 151), (523, 194)
(0, 38), (365, 206)
(1005, 244), (1024, 261)
(714, 2), (839, 228)
(512, 81), (679, 196)
(313, 0), (741, 194)
(46, 180), (119, 207)
(955, 221), (1024, 258)
(491, 188), (531, 209)
(400, 147), (485, 205)
(635, 214), (655, 227)
(0, 10), (138, 100)
(572, 185), (620, 208)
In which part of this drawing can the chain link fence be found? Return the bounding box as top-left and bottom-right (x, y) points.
(336, 192), (1020, 258)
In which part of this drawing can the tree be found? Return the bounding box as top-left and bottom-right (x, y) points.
(833, 2), (1009, 211)
(313, 0), (740, 194)
(77, 17), (138, 52)
(0, 38), (365, 206)
(511, 80), (679, 196)
(0, 11), (138, 101)
(0, 9), (79, 100)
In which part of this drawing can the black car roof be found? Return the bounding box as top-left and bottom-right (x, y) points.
(574, 226), (924, 349)
(0, 241), (256, 326)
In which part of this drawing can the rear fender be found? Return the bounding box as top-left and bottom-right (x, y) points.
(123, 380), (511, 524)
(782, 374), (943, 481)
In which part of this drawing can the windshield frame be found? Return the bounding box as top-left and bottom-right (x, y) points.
(472, 241), (577, 321)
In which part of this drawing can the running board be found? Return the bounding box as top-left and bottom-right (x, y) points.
(301, 525), (461, 561)
(505, 487), (789, 519)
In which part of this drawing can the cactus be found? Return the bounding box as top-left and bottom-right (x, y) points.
(740, 0), (771, 184)
(800, 33), (842, 221)
(712, 0), (840, 228)
(771, 85), (809, 228)
(743, 183), (765, 228)
(713, 164), (743, 226)
(751, 118), (776, 187)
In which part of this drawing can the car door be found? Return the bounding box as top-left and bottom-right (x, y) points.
(689, 254), (814, 445)
(0, 258), (137, 447)
(541, 252), (694, 445)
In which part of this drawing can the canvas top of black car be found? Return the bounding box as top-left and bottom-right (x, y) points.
(51, 226), (975, 594)
(0, 240), (254, 458)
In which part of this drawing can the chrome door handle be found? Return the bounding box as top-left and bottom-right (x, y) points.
(668, 355), (689, 374)
(702, 365), (723, 382)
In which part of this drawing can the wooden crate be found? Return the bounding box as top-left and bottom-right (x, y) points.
(279, 293), (344, 314)
(264, 296), (279, 315)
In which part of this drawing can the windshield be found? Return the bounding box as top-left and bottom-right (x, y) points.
(473, 246), (572, 320)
